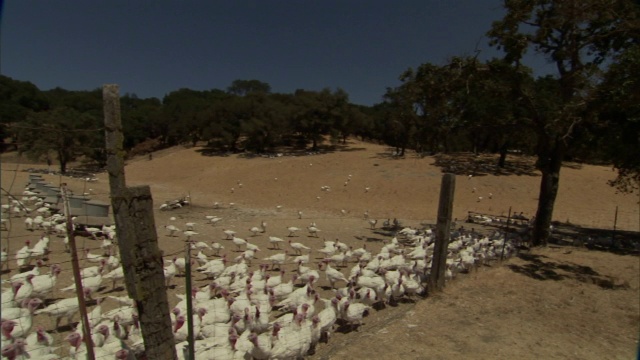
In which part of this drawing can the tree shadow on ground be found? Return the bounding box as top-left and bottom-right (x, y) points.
(548, 221), (640, 255)
(432, 153), (539, 176)
(194, 142), (364, 159)
(508, 253), (630, 290)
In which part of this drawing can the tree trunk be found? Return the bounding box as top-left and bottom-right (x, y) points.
(532, 139), (565, 246)
(58, 150), (67, 174)
(498, 142), (509, 168)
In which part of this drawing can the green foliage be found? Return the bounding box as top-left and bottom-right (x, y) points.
(227, 79), (272, 96)
(121, 95), (163, 149)
(487, 0), (639, 245)
(16, 107), (100, 173)
(598, 44), (640, 192)
(291, 88), (349, 150)
(0, 75), (50, 149)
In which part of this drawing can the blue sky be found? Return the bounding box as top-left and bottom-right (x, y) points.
(0, 1), (555, 106)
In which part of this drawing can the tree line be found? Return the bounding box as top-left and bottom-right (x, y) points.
(0, 0), (637, 246)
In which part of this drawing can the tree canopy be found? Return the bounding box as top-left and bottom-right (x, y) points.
(487, 0), (639, 245)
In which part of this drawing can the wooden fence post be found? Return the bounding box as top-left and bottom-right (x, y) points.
(611, 206), (618, 250)
(429, 173), (456, 293)
(184, 243), (195, 360)
(500, 207), (512, 261)
(103, 84), (177, 360)
(60, 184), (95, 360)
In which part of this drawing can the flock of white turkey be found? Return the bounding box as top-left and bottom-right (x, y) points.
(0, 175), (519, 360)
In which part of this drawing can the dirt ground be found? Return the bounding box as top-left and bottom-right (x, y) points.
(1, 139), (639, 359)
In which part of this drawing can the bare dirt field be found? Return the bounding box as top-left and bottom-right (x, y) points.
(1, 139), (639, 359)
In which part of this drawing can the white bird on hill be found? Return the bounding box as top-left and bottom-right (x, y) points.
(183, 230), (198, 240)
(321, 261), (348, 289)
(206, 216), (223, 225)
(14, 240), (32, 268)
(35, 288), (91, 330)
(165, 225), (180, 237)
(248, 227), (262, 236)
(232, 236), (248, 251)
(307, 226), (321, 237)
(269, 236), (285, 249)
(164, 261), (177, 287)
(287, 227), (301, 237)
(263, 252), (287, 270)
(211, 242), (224, 255)
(195, 250), (209, 266)
(191, 241), (211, 251)
(289, 240), (310, 255)
(223, 229), (236, 239)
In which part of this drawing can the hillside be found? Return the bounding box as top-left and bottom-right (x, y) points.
(1, 139), (638, 359)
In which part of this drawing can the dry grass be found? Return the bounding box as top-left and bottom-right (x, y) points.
(1, 139), (638, 359)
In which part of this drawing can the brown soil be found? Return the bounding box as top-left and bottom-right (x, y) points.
(1, 139), (638, 359)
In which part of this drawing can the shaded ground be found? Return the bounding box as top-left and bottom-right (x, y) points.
(433, 152), (539, 177)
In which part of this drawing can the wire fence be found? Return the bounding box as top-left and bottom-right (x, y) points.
(1, 159), (639, 358)
(1, 197), (521, 359)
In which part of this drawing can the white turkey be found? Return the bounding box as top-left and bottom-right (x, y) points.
(79, 259), (107, 279)
(316, 298), (338, 342)
(231, 236), (248, 251)
(321, 261), (348, 289)
(339, 300), (370, 330)
(83, 248), (104, 264)
(222, 229), (236, 239)
(289, 240), (310, 255)
(270, 314), (313, 359)
(307, 226), (321, 237)
(263, 251), (286, 271)
(265, 269), (286, 288)
(211, 241), (224, 255)
(13, 274), (35, 304)
(9, 259), (44, 283)
(102, 304), (138, 329)
(164, 260), (177, 287)
(248, 226), (262, 236)
(60, 274), (102, 297)
(103, 266), (124, 290)
(25, 326), (55, 356)
(183, 230), (198, 241)
(356, 287), (380, 307)
(293, 253), (310, 265)
(171, 257), (186, 276)
(297, 263), (319, 286)
(65, 332), (113, 359)
(248, 331), (272, 359)
(190, 241), (211, 252)
(195, 250), (208, 266)
(165, 224), (180, 237)
(287, 226), (301, 237)
(34, 288), (91, 330)
(198, 257), (227, 279)
(270, 274), (296, 301)
(268, 236), (285, 249)
(14, 240), (32, 268)
(199, 303), (231, 325)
